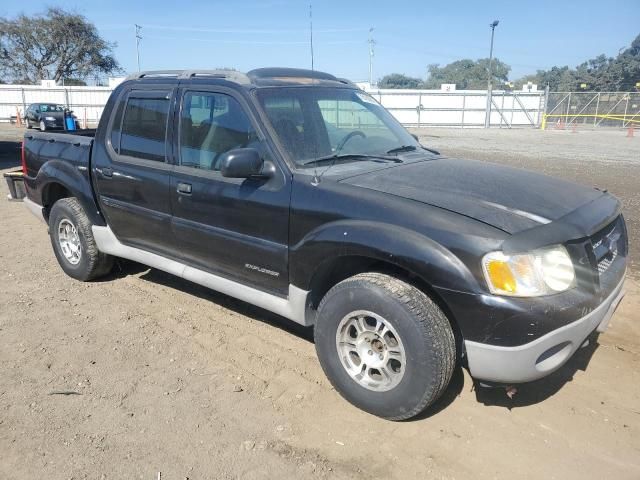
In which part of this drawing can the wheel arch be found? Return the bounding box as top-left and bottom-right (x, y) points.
(37, 160), (105, 226)
(293, 220), (476, 353)
(305, 253), (465, 357)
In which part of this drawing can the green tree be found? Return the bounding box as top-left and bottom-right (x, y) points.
(378, 73), (424, 89)
(424, 58), (510, 89)
(514, 33), (640, 91)
(0, 8), (121, 84)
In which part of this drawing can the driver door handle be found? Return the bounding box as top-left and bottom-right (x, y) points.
(96, 167), (113, 178)
(177, 182), (192, 195)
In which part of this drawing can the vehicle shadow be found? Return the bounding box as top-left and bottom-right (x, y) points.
(473, 334), (600, 409)
(98, 261), (594, 417)
(409, 364), (466, 421)
(0, 141), (21, 170)
(98, 260), (468, 417)
(106, 262), (315, 343)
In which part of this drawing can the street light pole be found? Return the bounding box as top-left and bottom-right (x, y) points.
(484, 20), (499, 129)
(135, 24), (143, 72)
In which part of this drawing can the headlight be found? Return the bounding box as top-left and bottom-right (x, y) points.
(45, 116), (56, 121)
(482, 245), (575, 297)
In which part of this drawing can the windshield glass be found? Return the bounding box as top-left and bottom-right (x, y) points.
(256, 87), (420, 168)
(40, 104), (65, 112)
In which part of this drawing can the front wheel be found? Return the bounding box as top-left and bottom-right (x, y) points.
(49, 198), (113, 281)
(315, 273), (456, 420)
(39, 120), (46, 131)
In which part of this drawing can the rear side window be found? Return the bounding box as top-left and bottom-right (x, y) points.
(120, 97), (169, 162)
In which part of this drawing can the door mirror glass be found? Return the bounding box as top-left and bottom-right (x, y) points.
(219, 148), (264, 178)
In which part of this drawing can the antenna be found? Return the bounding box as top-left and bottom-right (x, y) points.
(135, 24), (143, 71)
(309, 4), (315, 71)
(368, 27), (375, 86)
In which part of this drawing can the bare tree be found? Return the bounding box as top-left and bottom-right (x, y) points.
(0, 8), (121, 84)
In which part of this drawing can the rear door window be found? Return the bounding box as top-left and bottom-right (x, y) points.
(120, 96), (170, 162)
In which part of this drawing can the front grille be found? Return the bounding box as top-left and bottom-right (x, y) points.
(597, 249), (617, 274)
(590, 216), (626, 276)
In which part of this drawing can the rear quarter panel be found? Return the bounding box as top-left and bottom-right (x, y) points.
(23, 132), (105, 225)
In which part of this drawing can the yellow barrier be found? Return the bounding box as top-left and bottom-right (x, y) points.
(541, 113), (640, 130)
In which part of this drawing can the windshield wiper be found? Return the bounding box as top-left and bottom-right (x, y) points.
(387, 144), (441, 156)
(386, 145), (418, 155)
(301, 153), (402, 167)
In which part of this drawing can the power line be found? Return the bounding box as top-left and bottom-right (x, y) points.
(143, 35), (362, 46)
(122, 24), (367, 34)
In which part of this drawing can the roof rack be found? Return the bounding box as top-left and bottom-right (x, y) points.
(247, 67), (337, 82)
(124, 70), (250, 84)
(124, 70), (182, 81)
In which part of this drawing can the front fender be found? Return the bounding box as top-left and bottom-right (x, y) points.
(35, 160), (105, 226)
(290, 220), (481, 293)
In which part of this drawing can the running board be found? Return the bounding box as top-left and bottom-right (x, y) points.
(92, 226), (311, 326)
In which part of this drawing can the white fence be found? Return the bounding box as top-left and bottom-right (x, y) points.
(0, 85), (112, 125)
(363, 87), (546, 128)
(1, 84), (546, 128)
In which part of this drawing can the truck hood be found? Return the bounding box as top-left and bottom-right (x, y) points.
(340, 158), (605, 234)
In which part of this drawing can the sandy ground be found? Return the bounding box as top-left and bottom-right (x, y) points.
(1, 124), (639, 479)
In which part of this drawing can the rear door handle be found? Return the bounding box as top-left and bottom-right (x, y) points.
(96, 167), (113, 178)
(177, 182), (192, 195)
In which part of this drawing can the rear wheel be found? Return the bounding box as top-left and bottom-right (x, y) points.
(315, 272), (456, 420)
(49, 198), (113, 281)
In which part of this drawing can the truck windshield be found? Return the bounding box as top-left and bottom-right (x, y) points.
(256, 87), (420, 168)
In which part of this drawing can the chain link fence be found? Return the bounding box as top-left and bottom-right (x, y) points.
(544, 92), (640, 128)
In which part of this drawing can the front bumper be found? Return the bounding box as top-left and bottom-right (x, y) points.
(44, 120), (64, 129)
(464, 276), (625, 383)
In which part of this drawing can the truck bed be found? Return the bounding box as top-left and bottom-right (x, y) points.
(23, 130), (95, 179)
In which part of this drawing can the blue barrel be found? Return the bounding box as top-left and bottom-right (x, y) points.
(65, 113), (76, 131)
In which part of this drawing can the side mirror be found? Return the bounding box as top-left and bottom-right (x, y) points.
(219, 148), (265, 178)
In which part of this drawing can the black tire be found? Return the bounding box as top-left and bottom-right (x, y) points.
(26, 120), (32, 129)
(48, 198), (113, 281)
(39, 120), (46, 132)
(315, 272), (456, 420)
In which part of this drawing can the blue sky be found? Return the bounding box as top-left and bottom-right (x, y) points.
(2, 0), (639, 82)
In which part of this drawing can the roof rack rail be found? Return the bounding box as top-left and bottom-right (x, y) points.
(336, 77), (355, 86)
(124, 70), (183, 81)
(124, 69), (250, 84)
(247, 67), (337, 82)
(180, 70), (250, 84)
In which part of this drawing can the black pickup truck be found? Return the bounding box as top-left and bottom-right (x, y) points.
(21, 68), (627, 420)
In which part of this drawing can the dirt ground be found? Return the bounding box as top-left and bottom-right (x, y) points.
(1, 124), (639, 479)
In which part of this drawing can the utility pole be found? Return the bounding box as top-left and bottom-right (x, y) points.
(135, 24), (143, 72)
(484, 20), (499, 129)
(309, 4), (314, 70)
(368, 27), (375, 87)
